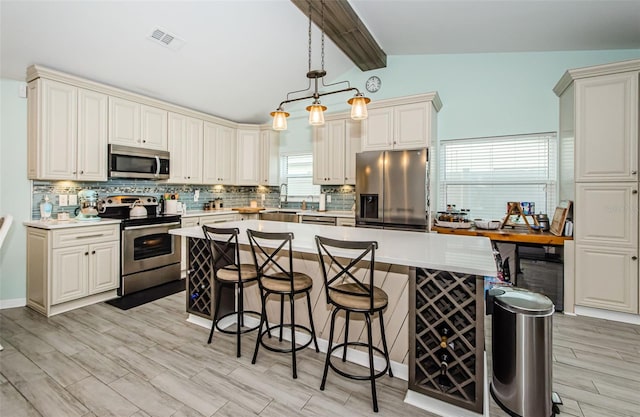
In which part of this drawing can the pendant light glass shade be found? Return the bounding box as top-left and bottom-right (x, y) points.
(348, 94), (371, 120)
(270, 109), (289, 131)
(306, 101), (327, 126)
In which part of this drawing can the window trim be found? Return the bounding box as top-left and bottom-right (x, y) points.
(280, 152), (320, 201)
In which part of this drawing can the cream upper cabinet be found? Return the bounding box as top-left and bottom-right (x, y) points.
(314, 119), (346, 184)
(313, 116), (361, 185)
(109, 97), (168, 150)
(575, 71), (638, 182)
(203, 121), (236, 184)
(168, 113), (203, 184)
(361, 96), (440, 152)
(27, 78), (108, 181)
(555, 59), (640, 316)
(259, 129), (280, 186)
(236, 128), (261, 185)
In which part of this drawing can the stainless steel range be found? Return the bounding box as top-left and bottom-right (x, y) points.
(99, 195), (182, 296)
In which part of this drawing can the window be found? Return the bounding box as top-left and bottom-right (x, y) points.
(438, 132), (557, 220)
(280, 153), (320, 199)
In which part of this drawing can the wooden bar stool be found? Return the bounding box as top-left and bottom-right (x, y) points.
(315, 235), (393, 413)
(202, 226), (261, 358)
(247, 229), (319, 379)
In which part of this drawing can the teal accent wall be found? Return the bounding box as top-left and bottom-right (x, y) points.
(0, 79), (30, 304)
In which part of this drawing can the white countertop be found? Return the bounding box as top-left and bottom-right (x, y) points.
(24, 218), (121, 230)
(183, 208), (355, 219)
(171, 219), (497, 277)
(181, 209), (237, 218)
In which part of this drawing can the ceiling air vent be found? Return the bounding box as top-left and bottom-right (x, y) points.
(148, 27), (185, 51)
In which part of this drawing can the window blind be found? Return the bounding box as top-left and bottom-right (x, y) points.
(438, 133), (557, 220)
(280, 154), (320, 198)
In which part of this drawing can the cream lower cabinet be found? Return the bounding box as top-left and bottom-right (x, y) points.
(336, 217), (355, 227)
(27, 224), (120, 317)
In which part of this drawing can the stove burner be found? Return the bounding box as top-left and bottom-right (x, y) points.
(99, 195), (181, 226)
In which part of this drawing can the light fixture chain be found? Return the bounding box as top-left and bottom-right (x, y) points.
(307, 0), (312, 72)
(321, 0), (325, 71)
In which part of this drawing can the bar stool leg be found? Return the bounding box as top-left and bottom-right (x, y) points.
(365, 313), (378, 412)
(236, 283), (243, 358)
(208, 281), (223, 344)
(290, 294), (297, 379)
(306, 291), (319, 352)
(252, 289), (267, 365)
(320, 307), (339, 391)
(379, 313), (393, 377)
(343, 311), (350, 361)
(279, 293), (285, 342)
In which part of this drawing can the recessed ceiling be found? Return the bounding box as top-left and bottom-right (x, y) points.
(1, 1), (638, 125)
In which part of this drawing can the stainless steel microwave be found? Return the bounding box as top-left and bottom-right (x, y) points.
(108, 144), (170, 180)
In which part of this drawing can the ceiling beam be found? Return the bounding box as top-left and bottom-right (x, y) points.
(290, 0), (386, 72)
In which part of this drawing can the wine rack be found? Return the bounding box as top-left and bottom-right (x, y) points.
(409, 267), (484, 413)
(186, 237), (214, 319)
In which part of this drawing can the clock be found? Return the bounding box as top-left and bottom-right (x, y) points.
(365, 76), (381, 93)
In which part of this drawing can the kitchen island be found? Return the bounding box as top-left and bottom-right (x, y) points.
(171, 220), (497, 416)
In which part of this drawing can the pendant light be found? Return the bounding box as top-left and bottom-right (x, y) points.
(271, 0), (370, 131)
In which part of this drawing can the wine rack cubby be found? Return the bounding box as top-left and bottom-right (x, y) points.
(409, 267), (484, 413)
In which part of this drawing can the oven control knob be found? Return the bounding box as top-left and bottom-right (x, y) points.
(151, 197), (157, 203)
(107, 199), (112, 204)
(147, 198), (151, 202)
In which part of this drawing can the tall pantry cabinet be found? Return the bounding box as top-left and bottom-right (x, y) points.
(555, 59), (640, 316)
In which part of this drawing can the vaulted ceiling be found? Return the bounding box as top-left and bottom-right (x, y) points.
(1, 1), (639, 124)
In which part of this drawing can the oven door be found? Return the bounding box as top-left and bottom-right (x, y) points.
(122, 222), (181, 276)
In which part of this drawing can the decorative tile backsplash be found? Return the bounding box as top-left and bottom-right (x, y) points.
(31, 180), (355, 219)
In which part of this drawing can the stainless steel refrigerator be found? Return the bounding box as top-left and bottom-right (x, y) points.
(355, 149), (428, 231)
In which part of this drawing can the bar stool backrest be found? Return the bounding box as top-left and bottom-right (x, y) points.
(315, 235), (378, 312)
(247, 229), (295, 289)
(202, 225), (242, 281)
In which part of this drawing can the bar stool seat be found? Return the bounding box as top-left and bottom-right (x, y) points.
(329, 284), (388, 310)
(216, 264), (258, 282)
(262, 272), (312, 292)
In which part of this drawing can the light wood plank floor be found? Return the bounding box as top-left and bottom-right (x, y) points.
(1, 292), (639, 417)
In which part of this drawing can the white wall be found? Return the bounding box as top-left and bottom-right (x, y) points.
(0, 79), (30, 306)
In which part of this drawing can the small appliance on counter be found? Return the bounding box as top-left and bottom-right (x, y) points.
(74, 189), (103, 221)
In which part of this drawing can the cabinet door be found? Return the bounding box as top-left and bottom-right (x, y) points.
(185, 117), (204, 183)
(313, 120), (346, 184)
(362, 107), (393, 151)
(140, 105), (168, 150)
(575, 72), (638, 182)
(236, 129), (261, 185)
(168, 112), (186, 182)
(52, 246), (88, 304)
(344, 119), (361, 184)
(394, 102), (429, 149)
(575, 244), (638, 314)
(40, 79), (78, 179)
(88, 241), (119, 294)
(575, 183), (637, 247)
(109, 97), (140, 146)
(77, 89), (108, 181)
(203, 122), (236, 184)
(260, 129), (280, 186)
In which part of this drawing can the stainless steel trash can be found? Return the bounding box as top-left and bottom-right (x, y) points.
(489, 287), (555, 417)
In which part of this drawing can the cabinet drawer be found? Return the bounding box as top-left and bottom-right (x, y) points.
(52, 224), (119, 248)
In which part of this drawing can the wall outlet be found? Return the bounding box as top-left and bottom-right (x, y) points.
(59, 194), (68, 206)
(326, 195), (331, 203)
(194, 189), (200, 201)
(69, 194), (78, 205)
(261, 194), (266, 201)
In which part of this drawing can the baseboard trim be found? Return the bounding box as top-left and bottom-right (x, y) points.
(0, 298), (26, 309)
(574, 306), (640, 325)
(186, 313), (409, 380)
